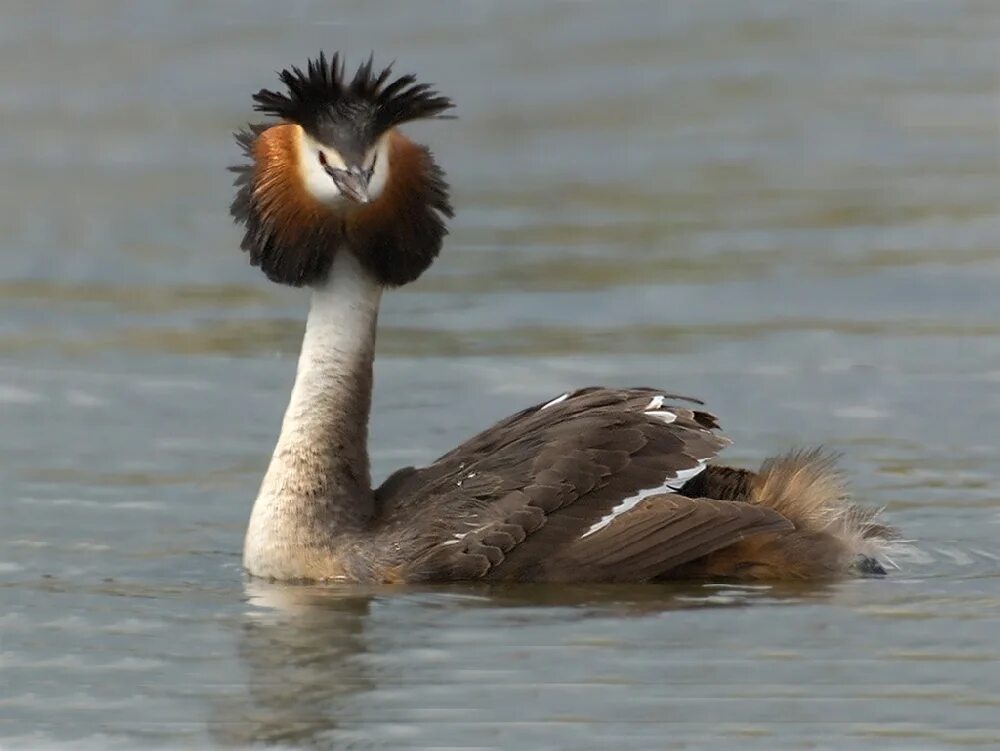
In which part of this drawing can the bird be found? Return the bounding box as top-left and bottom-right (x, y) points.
(229, 52), (898, 583)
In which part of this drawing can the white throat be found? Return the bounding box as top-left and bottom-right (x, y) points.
(244, 249), (383, 579)
(280, 250), (382, 435)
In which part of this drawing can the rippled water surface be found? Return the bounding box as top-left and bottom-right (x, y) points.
(3, 2), (1000, 749)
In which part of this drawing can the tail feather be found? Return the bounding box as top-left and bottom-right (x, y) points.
(669, 449), (903, 580)
(750, 448), (898, 568)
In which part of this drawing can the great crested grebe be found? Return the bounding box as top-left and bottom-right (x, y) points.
(230, 53), (896, 583)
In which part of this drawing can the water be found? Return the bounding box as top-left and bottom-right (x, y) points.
(3, 1), (1000, 748)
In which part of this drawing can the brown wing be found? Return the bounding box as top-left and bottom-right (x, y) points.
(372, 387), (788, 582)
(539, 495), (791, 582)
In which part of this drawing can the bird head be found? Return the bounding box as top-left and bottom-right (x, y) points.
(230, 53), (454, 287)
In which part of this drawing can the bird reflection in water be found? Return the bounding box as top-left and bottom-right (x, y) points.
(208, 581), (374, 747)
(207, 578), (835, 747)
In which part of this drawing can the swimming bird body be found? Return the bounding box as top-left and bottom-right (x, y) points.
(230, 53), (896, 583)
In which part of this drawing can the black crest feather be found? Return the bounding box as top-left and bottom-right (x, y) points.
(252, 52), (453, 149)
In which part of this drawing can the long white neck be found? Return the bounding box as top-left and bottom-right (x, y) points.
(244, 250), (382, 580)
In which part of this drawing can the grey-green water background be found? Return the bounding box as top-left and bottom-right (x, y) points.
(3, 2), (1000, 749)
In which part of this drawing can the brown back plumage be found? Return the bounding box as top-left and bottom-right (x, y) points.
(349, 389), (858, 582)
(362, 392), (897, 583)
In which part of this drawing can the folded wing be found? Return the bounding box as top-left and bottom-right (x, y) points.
(372, 387), (791, 582)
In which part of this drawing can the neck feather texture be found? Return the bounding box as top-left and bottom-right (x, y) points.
(244, 250), (382, 580)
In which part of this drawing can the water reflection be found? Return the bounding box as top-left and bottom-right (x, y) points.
(209, 579), (839, 747)
(210, 583), (374, 747)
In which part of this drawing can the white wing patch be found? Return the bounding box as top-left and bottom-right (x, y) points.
(645, 410), (677, 424)
(581, 461), (708, 538)
(540, 392), (570, 410)
(644, 395), (677, 424)
(645, 395), (665, 410)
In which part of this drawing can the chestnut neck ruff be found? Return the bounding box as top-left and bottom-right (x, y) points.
(230, 124), (452, 288)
